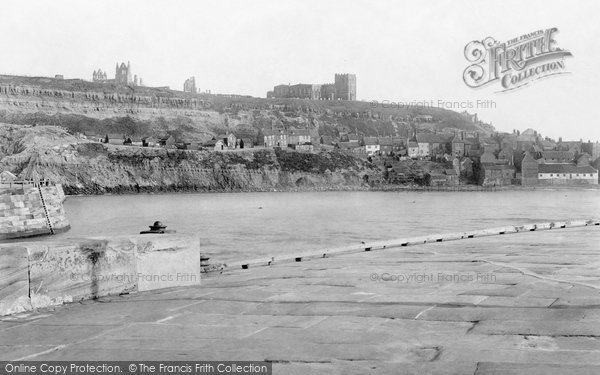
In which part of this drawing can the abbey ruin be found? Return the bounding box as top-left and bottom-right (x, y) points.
(267, 73), (356, 101)
(93, 61), (144, 87)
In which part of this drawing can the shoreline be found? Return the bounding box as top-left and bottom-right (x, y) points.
(63, 183), (600, 197)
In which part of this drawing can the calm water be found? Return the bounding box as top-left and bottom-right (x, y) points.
(54, 190), (600, 263)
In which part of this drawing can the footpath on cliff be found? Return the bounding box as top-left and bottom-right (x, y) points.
(1, 226), (599, 374)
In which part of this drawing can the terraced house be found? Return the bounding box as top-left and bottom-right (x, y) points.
(416, 133), (452, 159)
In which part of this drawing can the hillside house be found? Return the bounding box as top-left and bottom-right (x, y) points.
(497, 147), (514, 165)
(463, 137), (481, 157)
(129, 136), (143, 147)
(416, 133), (451, 159)
(142, 136), (157, 147)
(263, 129), (288, 148)
(158, 136), (176, 149)
(520, 152), (539, 186)
(378, 137), (395, 155)
(216, 133), (237, 149)
(105, 134), (124, 145)
(391, 137), (406, 148)
(83, 131), (100, 142)
(288, 129), (311, 146)
(408, 140), (419, 159)
(364, 137), (380, 156)
(481, 164), (516, 186)
(452, 134), (465, 157)
(204, 139), (225, 151)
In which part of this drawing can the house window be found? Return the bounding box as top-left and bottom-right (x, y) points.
(550, 174), (553, 177)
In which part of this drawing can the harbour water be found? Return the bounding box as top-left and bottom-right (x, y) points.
(55, 190), (600, 263)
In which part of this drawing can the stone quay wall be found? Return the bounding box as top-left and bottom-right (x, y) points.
(1, 219), (599, 316)
(0, 184), (70, 240)
(0, 235), (202, 316)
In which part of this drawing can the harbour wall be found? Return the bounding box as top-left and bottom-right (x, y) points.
(0, 184), (70, 240)
(0, 234), (202, 316)
(1, 218), (598, 316)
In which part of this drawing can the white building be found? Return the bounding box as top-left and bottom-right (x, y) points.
(408, 141), (419, 159)
(364, 138), (380, 156)
(417, 141), (429, 158)
(537, 164), (598, 185)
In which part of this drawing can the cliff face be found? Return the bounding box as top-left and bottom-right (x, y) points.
(0, 124), (381, 195)
(0, 75), (493, 144)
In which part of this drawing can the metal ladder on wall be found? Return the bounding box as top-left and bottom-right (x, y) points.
(38, 186), (55, 235)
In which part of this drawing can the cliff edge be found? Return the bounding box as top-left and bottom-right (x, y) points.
(0, 124), (381, 195)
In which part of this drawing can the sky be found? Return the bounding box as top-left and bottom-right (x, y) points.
(1, 0), (599, 141)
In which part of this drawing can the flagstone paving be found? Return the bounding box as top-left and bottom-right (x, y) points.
(1, 226), (599, 374)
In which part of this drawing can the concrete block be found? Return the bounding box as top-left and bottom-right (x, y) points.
(0, 245), (31, 316)
(135, 235), (201, 292)
(28, 238), (137, 308)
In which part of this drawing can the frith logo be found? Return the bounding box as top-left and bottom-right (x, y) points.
(463, 28), (572, 92)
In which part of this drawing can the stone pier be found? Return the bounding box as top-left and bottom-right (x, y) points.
(0, 225), (599, 374)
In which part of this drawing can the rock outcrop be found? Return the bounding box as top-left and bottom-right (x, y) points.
(0, 124), (381, 195)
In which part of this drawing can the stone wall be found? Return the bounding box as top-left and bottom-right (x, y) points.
(0, 235), (202, 316)
(0, 184), (70, 240)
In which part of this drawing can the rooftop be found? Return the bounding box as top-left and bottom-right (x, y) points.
(542, 150), (574, 161)
(416, 133), (451, 144)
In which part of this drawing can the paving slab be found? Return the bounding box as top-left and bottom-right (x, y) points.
(475, 362), (600, 375)
(471, 319), (600, 337)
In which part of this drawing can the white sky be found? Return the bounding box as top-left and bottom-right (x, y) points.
(1, 0), (598, 141)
